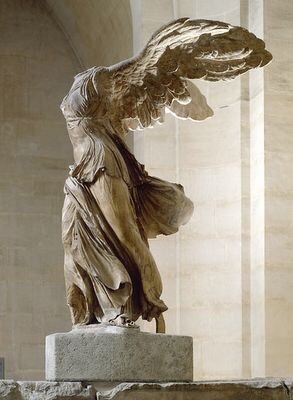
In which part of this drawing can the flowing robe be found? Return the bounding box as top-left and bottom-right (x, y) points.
(61, 67), (194, 327)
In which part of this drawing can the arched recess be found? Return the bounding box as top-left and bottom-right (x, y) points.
(46, 0), (133, 68)
(0, 0), (132, 380)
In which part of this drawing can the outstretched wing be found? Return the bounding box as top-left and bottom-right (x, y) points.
(94, 18), (272, 133)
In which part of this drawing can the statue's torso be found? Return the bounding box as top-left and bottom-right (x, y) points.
(61, 68), (135, 184)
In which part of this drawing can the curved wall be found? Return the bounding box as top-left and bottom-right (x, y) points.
(0, 0), (132, 380)
(0, 0), (81, 380)
(46, 0), (133, 68)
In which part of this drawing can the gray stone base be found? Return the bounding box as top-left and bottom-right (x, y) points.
(45, 325), (193, 382)
(1, 379), (293, 400)
(96, 380), (293, 399)
(0, 381), (95, 400)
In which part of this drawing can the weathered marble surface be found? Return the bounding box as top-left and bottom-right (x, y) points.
(1, 379), (292, 400)
(46, 326), (193, 382)
(96, 380), (293, 399)
(61, 17), (271, 333)
(0, 380), (95, 400)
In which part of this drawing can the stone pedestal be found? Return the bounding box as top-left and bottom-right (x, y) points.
(45, 325), (193, 382)
(1, 379), (292, 400)
(95, 380), (293, 399)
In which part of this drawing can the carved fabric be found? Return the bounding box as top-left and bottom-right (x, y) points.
(62, 128), (193, 325)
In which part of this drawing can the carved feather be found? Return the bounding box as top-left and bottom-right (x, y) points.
(93, 18), (272, 133)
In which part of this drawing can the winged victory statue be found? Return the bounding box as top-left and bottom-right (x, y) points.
(61, 18), (272, 333)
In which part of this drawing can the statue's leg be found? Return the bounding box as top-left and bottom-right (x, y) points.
(155, 314), (166, 334)
(66, 283), (86, 325)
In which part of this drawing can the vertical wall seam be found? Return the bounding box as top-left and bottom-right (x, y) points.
(240, 0), (252, 378)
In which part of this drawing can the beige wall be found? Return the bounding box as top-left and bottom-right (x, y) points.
(131, 0), (293, 380)
(0, 0), (132, 380)
(240, 0), (266, 378)
(0, 0), (79, 380)
(46, 0), (133, 68)
(131, 0), (244, 380)
(264, 0), (293, 377)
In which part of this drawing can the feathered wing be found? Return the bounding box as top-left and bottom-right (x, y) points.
(94, 18), (272, 132)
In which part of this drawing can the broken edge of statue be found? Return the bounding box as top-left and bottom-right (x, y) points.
(46, 325), (193, 382)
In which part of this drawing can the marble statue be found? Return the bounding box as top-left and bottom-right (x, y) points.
(60, 18), (272, 333)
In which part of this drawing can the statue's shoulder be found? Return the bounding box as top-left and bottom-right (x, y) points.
(61, 67), (101, 119)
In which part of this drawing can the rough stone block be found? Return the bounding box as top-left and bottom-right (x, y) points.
(46, 326), (193, 382)
(0, 380), (95, 400)
(95, 379), (293, 400)
(1, 379), (292, 400)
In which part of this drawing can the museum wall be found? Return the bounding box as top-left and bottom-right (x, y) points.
(0, 0), (132, 380)
(131, 0), (244, 380)
(264, 0), (293, 377)
(130, 0), (293, 380)
(0, 0), (78, 380)
(45, 0), (133, 69)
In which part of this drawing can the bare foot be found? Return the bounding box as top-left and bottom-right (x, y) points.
(109, 314), (139, 329)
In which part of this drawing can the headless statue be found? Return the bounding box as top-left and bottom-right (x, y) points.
(60, 18), (272, 333)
